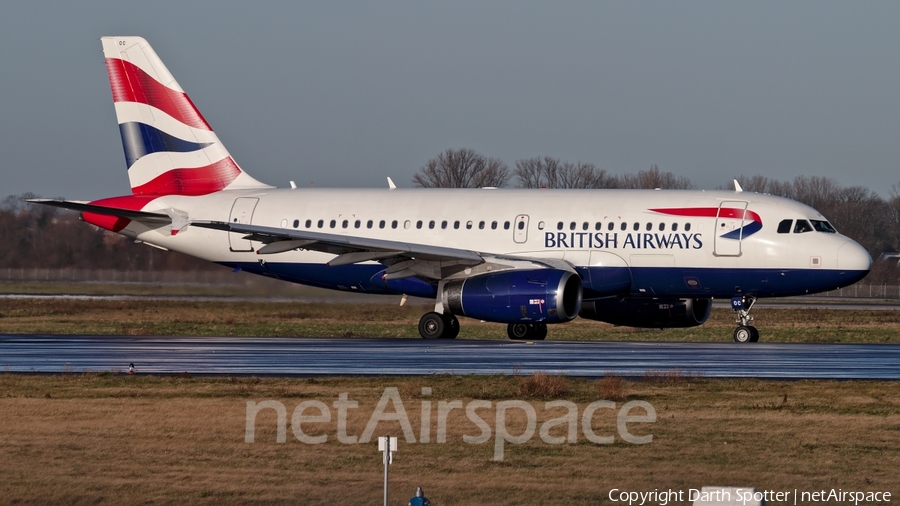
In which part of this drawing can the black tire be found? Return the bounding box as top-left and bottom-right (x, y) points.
(733, 325), (753, 343)
(532, 323), (548, 341)
(507, 323), (531, 340)
(748, 326), (760, 342)
(419, 312), (446, 339)
(441, 313), (460, 339)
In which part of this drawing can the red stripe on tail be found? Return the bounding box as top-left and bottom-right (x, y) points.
(106, 58), (211, 131)
(131, 157), (242, 196)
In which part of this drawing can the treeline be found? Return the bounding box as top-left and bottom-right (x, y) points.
(0, 194), (217, 271)
(3, 147), (899, 284)
(413, 149), (900, 283)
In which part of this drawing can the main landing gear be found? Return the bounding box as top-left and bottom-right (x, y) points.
(416, 312), (548, 341)
(506, 323), (548, 341)
(731, 295), (759, 343)
(418, 312), (460, 339)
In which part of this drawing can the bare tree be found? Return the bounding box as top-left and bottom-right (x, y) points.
(412, 148), (510, 188)
(515, 157), (613, 189)
(614, 164), (693, 189)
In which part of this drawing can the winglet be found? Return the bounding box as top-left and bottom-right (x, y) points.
(733, 179), (743, 192)
(387, 177), (396, 190)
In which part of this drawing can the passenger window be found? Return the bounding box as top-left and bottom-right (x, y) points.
(811, 220), (837, 233)
(671, 223), (678, 232)
(633, 222), (640, 231)
(479, 221), (485, 230)
(646, 222), (652, 231)
(416, 220), (423, 229)
(620, 222), (627, 231)
(491, 221), (497, 230)
(569, 222), (576, 231)
(317, 219), (324, 228)
(582, 222), (589, 231)
(794, 220), (813, 233)
(595, 222), (602, 231)
(293, 219), (299, 228)
(429, 220), (435, 229)
(466, 220), (473, 230)
(305, 219), (312, 228)
(379, 220), (386, 229)
(354, 220), (361, 228)
(608, 222), (614, 231)
(538, 221), (545, 230)
(659, 223), (665, 231)
(330, 220), (336, 228)
(504, 221), (511, 230)
(441, 220), (448, 229)
(557, 221), (564, 230)
(454, 220), (460, 230)
(777, 219), (793, 234)
(685, 223), (691, 232)
(366, 220), (373, 229)
(391, 220), (398, 229)
(342, 220), (348, 228)
(517, 221), (525, 230)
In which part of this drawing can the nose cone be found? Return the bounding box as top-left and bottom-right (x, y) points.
(838, 240), (872, 272)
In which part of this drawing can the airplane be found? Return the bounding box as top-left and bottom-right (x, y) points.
(30, 36), (872, 343)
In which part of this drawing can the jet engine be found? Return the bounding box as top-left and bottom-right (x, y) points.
(441, 269), (582, 324)
(580, 297), (712, 328)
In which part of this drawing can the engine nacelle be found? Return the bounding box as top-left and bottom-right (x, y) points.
(442, 269), (583, 324)
(580, 297), (712, 328)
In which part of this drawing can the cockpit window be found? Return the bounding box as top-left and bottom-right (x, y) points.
(793, 220), (813, 234)
(777, 219), (792, 234)
(810, 220), (837, 233)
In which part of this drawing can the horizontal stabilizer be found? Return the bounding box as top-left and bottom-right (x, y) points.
(26, 199), (171, 224)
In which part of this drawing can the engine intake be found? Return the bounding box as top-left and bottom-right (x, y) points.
(442, 269), (582, 324)
(580, 297), (712, 328)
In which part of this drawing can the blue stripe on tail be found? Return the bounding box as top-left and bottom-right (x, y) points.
(119, 122), (211, 168)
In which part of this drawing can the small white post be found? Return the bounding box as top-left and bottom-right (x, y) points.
(379, 436), (397, 506)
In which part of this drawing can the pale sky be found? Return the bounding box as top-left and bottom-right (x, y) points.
(2, 1), (898, 200)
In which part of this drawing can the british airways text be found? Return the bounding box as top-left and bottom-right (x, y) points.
(544, 232), (703, 250)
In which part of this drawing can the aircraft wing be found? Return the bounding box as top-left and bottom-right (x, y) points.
(190, 220), (573, 279)
(26, 199), (172, 224)
(191, 219), (482, 264)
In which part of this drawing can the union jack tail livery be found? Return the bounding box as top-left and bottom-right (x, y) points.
(101, 36), (269, 196)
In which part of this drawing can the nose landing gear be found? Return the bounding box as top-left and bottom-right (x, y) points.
(731, 295), (759, 343)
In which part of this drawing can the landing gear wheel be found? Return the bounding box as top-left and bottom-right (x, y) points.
(441, 313), (460, 340)
(733, 325), (754, 343)
(418, 312), (446, 339)
(507, 323), (547, 341)
(748, 326), (759, 343)
(507, 323), (531, 340)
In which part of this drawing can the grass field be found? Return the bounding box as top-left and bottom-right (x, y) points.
(1, 293), (899, 504)
(0, 373), (898, 504)
(1, 297), (899, 343)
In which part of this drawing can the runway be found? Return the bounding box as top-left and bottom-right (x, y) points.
(1, 335), (898, 379)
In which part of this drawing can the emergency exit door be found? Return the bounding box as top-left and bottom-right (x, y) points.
(714, 200), (748, 256)
(228, 198), (259, 252)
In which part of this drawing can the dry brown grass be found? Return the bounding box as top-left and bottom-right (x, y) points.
(0, 374), (898, 504)
(518, 372), (570, 398)
(598, 375), (627, 401)
(1, 298), (900, 342)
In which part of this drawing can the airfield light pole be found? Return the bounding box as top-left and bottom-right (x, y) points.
(379, 436), (397, 506)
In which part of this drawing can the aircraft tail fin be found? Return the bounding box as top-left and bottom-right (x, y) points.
(100, 36), (271, 196)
